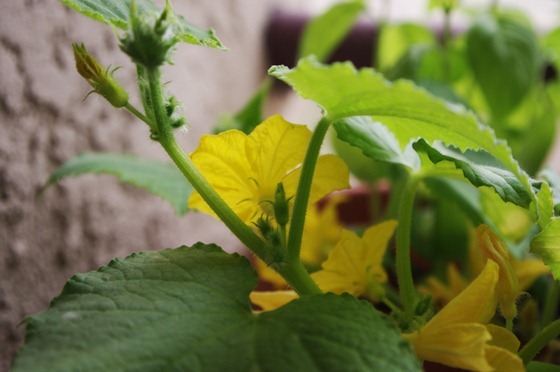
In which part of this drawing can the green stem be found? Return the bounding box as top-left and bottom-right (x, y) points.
(278, 261), (322, 295)
(124, 102), (154, 127)
(287, 117), (331, 263)
(519, 318), (560, 365)
(541, 280), (560, 330)
(396, 175), (419, 323)
(144, 67), (267, 260)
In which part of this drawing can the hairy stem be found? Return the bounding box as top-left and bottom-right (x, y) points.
(145, 67), (267, 260)
(144, 67), (321, 295)
(519, 318), (560, 365)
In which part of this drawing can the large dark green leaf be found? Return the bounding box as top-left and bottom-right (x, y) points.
(269, 58), (532, 205)
(42, 153), (192, 215)
(298, 0), (365, 62)
(466, 13), (540, 120)
(59, 0), (225, 49)
(13, 244), (420, 371)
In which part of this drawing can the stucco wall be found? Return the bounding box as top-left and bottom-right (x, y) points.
(0, 0), (309, 368)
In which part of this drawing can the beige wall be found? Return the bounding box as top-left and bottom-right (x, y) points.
(0, 0), (311, 367)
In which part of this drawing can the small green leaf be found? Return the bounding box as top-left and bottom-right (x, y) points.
(333, 116), (418, 169)
(59, 0), (225, 49)
(466, 13), (540, 119)
(269, 58), (532, 205)
(531, 217), (560, 279)
(414, 139), (532, 207)
(298, 0), (365, 62)
(42, 153), (192, 215)
(13, 244), (420, 371)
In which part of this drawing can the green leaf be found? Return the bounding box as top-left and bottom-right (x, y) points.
(269, 58), (532, 205)
(531, 217), (560, 279)
(13, 244), (420, 371)
(414, 139), (532, 207)
(333, 116), (418, 169)
(42, 153), (192, 215)
(59, 0), (225, 49)
(298, 0), (365, 62)
(466, 13), (540, 119)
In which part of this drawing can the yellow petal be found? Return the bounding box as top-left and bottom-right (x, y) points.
(312, 229), (364, 296)
(246, 115), (311, 198)
(424, 260), (499, 331)
(311, 221), (395, 300)
(300, 195), (346, 267)
(188, 130), (257, 222)
(477, 225), (520, 322)
(362, 220), (398, 281)
(250, 290), (298, 311)
(485, 345), (525, 372)
(283, 154), (350, 206)
(404, 323), (492, 371)
(486, 324), (520, 353)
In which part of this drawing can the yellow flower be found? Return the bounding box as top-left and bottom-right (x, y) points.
(477, 225), (520, 323)
(404, 260), (524, 371)
(311, 220), (398, 301)
(188, 115), (350, 225)
(250, 220), (397, 310)
(420, 225), (549, 310)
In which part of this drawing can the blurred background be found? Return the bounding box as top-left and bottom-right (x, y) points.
(1, 0), (559, 368)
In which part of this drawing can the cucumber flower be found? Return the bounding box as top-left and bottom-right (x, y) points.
(477, 225), (520, 323)
(420, 225), (548, 309)
(404, 260), (524, 371)
(311, 220), (397, 302)
(188, 115), (350, 225)
(250, 221), (397, 310)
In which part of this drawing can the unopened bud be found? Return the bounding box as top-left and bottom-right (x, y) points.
(72, 43), (129, 108)
(273, 182), (290, 226)
(477, 225), (519, 322)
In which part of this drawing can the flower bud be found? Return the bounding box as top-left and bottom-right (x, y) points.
(273, 182), (291, 226)
(476, 225), (519, 322)
(119, 0), (179, 68)
(72, 43), (129, 108)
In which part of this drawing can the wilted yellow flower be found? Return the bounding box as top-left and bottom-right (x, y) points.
(420, 225), (549, 312)
(188, 115), (350, 225)
(477, 225), (520, 322)
(310, 220), (397, 302)
(72, 43), (129, 108)
(404, 260), (524, 371)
